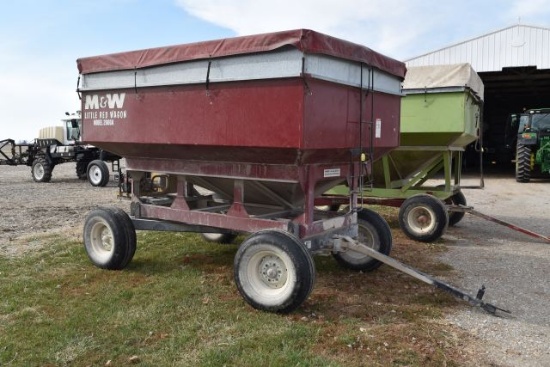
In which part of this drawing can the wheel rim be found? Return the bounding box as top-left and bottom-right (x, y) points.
(88, 218), (115, 262)
(406, 205), (436, 234)
(33, 163), (44, 180)
(343, 221), (380, 262)
(258, 254), (288, 288)
(88, 165), (103, 185)
(243, 246), (295, 306)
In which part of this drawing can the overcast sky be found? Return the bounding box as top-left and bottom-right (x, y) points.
(1, 0), (549, 142)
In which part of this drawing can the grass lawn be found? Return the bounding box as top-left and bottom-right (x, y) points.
(0, 209), (477, 366)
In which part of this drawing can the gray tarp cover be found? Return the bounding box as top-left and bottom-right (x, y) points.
(402, 63), (484, 100)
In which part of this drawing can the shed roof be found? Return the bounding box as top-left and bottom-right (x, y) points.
(406, 24), (550, 72)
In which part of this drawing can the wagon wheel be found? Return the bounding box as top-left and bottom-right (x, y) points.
(83, 207), (136, 270)
(333, 208), (392, 271)
(202, 232), (238, 244)
(87, 160), (110, 187)
(446, 191), (467, 226)
(31, 156), (53, 183)
(399, 194), (449, 242)
(515, 144), (531, 183)
(201, 207), (238, 244)
(107, 207), (137, 265)
(234, 230), (315, 313)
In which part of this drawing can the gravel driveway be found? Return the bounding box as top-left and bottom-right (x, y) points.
(441, 170), (550, 367)
(0, 162), (129, 255)
(1, 163), (548, 366)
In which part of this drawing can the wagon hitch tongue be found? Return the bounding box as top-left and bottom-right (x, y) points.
(335, 236), (511, 316)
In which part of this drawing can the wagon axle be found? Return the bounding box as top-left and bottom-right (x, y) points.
(83, 204), (509, 315)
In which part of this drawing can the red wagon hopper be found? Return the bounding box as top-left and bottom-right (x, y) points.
(77, 29), (406, 313)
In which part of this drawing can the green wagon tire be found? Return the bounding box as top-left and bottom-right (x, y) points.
(399, 194), (449, 243)
(447, 191), (467, 226)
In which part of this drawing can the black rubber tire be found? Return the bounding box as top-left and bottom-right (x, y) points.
(76, 160), (90, 180)
(447, 191), (467, 227)
(105, 207), (137, 266)
(515, 144), (531, 183)
(83, 207), (134, 270)
(399, 194), (449, 242)
(201, 232), (238, 244)
(332, 208), (392, 272)
(87, 160), (110, 187)
(234, 230), (315, 314)
(31, 156), (53, 183)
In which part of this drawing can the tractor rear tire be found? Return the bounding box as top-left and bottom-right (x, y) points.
(31, 156), (53, 183)
(332, 208), (392, 272)
(83, 207), (136, 270)
(234, 230), (315, 313)
(399, 194), (449, 243)
(515, 144), (531, 183)
(87, 160), (110, 187)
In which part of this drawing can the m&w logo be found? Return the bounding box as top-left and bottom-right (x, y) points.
(84, 93), (126, 109)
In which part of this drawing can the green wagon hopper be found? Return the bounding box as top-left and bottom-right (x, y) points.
(372, 63), (483, 241)
(326, 63), (484, 242)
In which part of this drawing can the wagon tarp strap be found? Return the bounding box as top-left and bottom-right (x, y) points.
(206, 59), (212, 93)
(337, 236), (511, 316)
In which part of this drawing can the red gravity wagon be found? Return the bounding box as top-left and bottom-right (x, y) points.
(77, 29), (406, 313)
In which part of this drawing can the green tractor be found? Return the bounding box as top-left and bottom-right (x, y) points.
(515, 108), (550, 182)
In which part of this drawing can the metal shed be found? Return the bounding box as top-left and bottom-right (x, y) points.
(406, 24), (550, 167)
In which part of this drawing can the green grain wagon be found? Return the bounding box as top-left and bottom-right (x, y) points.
(327, 64), (483, 242)
(372, 63), (483, 241)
